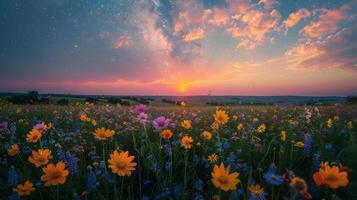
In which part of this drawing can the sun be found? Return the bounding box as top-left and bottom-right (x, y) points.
(180, 88), (185, 92)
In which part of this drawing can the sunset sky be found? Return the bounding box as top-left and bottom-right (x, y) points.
(1, 0), (356, 96)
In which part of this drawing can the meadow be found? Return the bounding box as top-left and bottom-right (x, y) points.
(0, 102), (356, 199)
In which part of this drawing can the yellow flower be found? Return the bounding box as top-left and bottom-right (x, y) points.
(26, 129), (42, 143)
(327, 118), (333, 128)
(93, 128), (114, 141)
(290, 177), (308, 192)
(294, 141), (304, 148)
(232, 115), (238, 120)
(13, 181), (35, 196)
(181, 136), (193, 149)
(347, 121), (353, 129)
(313, 164), (349, 189)
(333, 115), (340, 121)
(248, 184), (265, 196)
(161, 129), (173, 139)
(214, 110), (229, 125)
(237, 123), (244, 130)
(28, 149), (52, 167)
(253, 117), (259, 122)
(257, 124), (266, 133)
(80, 114), (91, 122)
(211, 163), (240, 191)
(181, 120), (192, 129)
(41, 161), (69, 186)
(201, 131), (212, 140)
(281, 131), (286, 141)
(108, 150), (137, 177)
(208, 153), (218, 163)
(180, 101), (186, 107)
(8, 144), (20, 156)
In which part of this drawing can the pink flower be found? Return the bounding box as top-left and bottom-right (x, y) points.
(137, 112), (149, 123)
(33, 122), (47, 132)
(133, 104), (147, 114)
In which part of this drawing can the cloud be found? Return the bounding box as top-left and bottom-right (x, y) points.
(182, 27), (205, 42)
(208, 8), (229, 26)
(300, 1), (356, 38)
(226, 8), (281, 49)
(282, 8), (310, 31)
(285, 25), (357, 70)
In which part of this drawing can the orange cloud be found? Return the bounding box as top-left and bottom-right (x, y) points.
(283, 8), (310, 31)
(113, 36), (132, 49)
(183, 27), (205, 42)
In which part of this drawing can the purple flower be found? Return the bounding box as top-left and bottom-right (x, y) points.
(33, 122), (47, 132)
(137, 112), (149, 123)
(0, 120), (8, 132)
(153, 116), (170, 130)
(133, 104), (147, 114)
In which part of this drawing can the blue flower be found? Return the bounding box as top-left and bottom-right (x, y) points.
(86, 170), (99, 192)
(303, 133), (313, 156)
(263, 164), (283, 185)
(7, 167), (18, 187)
(174, 185), (182, 198)
(195, 179), (204, 190)
(66, 152), (79, 172)
(248, 191), (267, 200)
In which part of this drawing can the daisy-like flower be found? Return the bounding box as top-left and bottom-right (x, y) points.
(33, 122), (47, 132)
(248, 184), (267, 200)
(28, 149), (52, 167)
(281, 131), (286, 141)
(237, 123), (244, 130)
(208, 153), (218, 163)
(133, 104), (147, 114)
(214, 110), (229, 125)
(181, 136), (193, 149)
(313, 163), (349, 189)
(137, 112), (149, 123)
(8, 144), (20, 156)
(211, 163), (240, 191)
(91, 119), (97, 126)
(92, 128), (114, 141)
(181, 120), (192, 129)
(108, 150), (137, 177)
(263, 164), (283, 186)
(327, 118), (333, 128)
(294, 141), (304, 148)
(26, 129), (42, 143)
(41, 161), (69, 186)
(153, 116), (170, 130)
(201, 131), (212, 140)
(161, 129), (173, 139)
(257, 124), (266, 133)
(13, 181), (35, 196)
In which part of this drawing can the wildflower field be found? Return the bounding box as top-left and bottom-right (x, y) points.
(0, 102), (356, 200)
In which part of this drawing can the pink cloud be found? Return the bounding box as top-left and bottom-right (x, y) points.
(286, 26), (357, 70)
(226, 8), (281, 49)
(299, 1), (357, 38)
(283, 8), (311, 31)
(208, 9), (230, 26)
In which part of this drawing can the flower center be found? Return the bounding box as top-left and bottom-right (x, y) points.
(218, 176), (228, 184)
(116, 162), (127, 170)
(271, 175), (276, 180)
(52, 171), (61, 178)
(159, 121), (165, 126)
(325, 174), (338, 182)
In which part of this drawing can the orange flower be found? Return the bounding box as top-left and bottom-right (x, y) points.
(41, 161), (69, 186)
(28, 149), (52, 167)
(201, 131), (212, 140)
(108, 150), (137, 176)
(214, 110), (229, 125)
(281, 131), (286, 141)
(211, 163), (240, 191)
(26, 129), (42, 143)
(181, 120), (192, 129)
(93, 127), (114, 141)
(313, 163), (349, 189)
(181, 136), (193, 149)
(161, 129), (173, 139)
(13, 181), (35, 196)
(8, 144), (20, 156)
